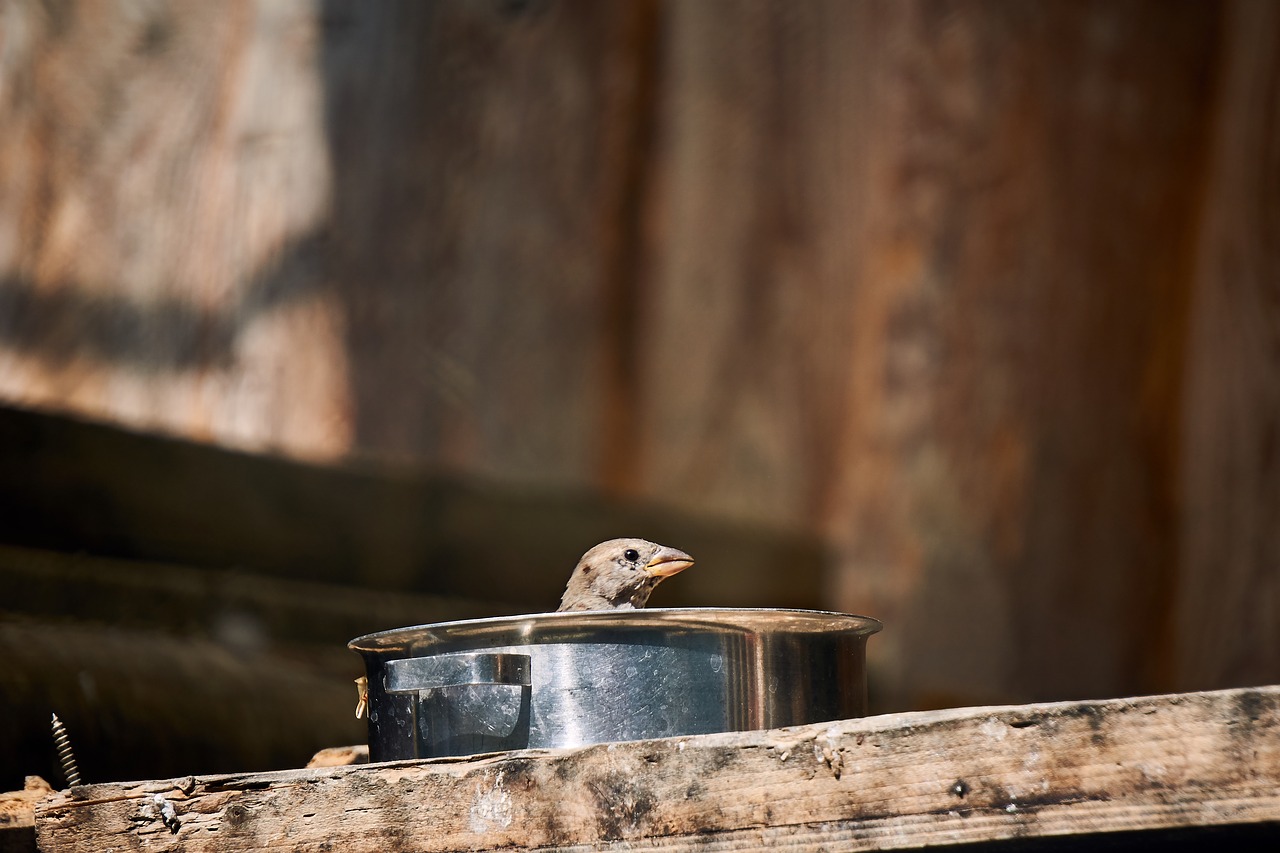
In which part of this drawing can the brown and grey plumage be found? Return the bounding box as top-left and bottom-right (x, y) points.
(557, 538), (694, 611)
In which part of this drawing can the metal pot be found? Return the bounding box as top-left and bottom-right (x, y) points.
(349, 607), (881, 760)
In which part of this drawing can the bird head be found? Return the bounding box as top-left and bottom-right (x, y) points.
(557, 538), (695, 611)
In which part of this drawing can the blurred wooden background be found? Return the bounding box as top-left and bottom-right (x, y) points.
(1, 0), (1277, 789)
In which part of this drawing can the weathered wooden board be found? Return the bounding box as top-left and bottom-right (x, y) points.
(784, 0), (1217, 710)
(35, 685), (1280, 852)
(1177, 0), (1280, 693)
(0, 0), (346, 458)
(0, 407), (825, 610)
(0, 776), (50, 853)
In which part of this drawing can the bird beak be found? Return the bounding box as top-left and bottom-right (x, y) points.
(644, 547), (695, 579)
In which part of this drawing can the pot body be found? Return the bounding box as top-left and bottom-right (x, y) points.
(349, 607), (880, 761)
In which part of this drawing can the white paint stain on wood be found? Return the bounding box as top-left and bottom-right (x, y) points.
(469, 770), (513, 833)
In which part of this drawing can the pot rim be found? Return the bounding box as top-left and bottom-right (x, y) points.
(349, 606), (882, 654)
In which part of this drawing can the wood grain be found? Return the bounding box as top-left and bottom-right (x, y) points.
(320, 0), (646, 485)
(0, 407), (824, 610)
(636, 0), (1221, 710)
(0, 0), (346, 457)
(34, 685), (1280, 852)
(1177, 0), (1280, 693)
(0, 776), (48, 853)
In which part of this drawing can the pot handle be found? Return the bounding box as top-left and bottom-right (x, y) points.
(384, 653), (533, 756)
(384, 652), (531, 692)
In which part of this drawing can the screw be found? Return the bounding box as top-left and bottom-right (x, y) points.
(51, 713), (82, 787)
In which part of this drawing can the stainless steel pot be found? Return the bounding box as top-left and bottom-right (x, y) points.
(349, 607), (881, 760)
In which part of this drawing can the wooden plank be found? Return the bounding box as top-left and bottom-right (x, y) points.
(0, 777), (50, 853)
(1176, 0), (1280, 692)
(0, 0), (647, 479)
(0, 0), (347, 459)
(320, 0), (651, 484)
(35, 685), (1280, 852)
(0, 407), (824, 610)
(634, 0), (1222, 712)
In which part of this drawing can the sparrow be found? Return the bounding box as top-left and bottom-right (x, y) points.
(557, 538), (694, 611)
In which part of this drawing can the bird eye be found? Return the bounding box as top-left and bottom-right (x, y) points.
(624, 548), (640, 562)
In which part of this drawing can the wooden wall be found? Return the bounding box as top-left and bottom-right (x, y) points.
(1, 0), (1277, 744)
(1177, 0), (1280, 695)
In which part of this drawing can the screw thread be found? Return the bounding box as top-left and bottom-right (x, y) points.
(51, 713), (82, 787)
